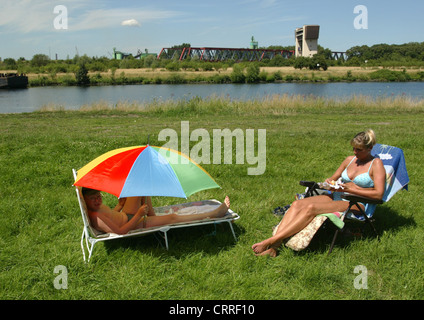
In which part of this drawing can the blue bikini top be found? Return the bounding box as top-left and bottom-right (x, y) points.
(341, 157), (375, 188)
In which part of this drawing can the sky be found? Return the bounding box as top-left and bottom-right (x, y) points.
(0, 0), (423, 60)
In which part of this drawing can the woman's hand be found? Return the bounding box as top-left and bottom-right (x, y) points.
(340, 182), (358, 192)
(325, 178), (341, 192)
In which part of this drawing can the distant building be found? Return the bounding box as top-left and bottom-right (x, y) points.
(295, 25), (320, 57)
(250, 36), (258, 49)
(113, 48), (131, 60)
(113, 48), (157, 60)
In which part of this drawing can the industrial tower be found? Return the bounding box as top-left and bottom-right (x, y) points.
(295, 25), (320, 57)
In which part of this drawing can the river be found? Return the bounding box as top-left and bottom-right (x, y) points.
(1, 81), (423, 113)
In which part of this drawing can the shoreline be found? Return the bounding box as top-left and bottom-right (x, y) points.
(3, 92), (422, 115)
(4, 66), (422, 87)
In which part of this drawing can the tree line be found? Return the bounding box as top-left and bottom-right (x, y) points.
(345, 42), (424, 66)
(1, 42), (423, 76)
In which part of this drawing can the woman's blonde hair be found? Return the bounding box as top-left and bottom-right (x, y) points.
(351, 129), (376, 149)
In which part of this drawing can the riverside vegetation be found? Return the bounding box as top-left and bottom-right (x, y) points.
(1, 95), (423, 300)
(15, 64), (424, 87)
(1, 41), (424, 86)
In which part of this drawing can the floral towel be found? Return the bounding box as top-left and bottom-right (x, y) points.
(285, 216), (328, 251)
(272, 212), (343, 251)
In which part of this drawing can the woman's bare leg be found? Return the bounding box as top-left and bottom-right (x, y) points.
(252, 196), (332, 255)
(252, 196), (350, 256)
(273, 195), (332, 234)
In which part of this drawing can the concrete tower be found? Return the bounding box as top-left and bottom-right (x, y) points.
(295, 25), (320, 57)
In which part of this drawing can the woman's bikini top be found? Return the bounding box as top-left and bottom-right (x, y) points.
(341, 157), (375, 188)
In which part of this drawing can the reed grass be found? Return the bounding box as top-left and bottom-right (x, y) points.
(37, 94), (424, 115)
(1, 95), (423, 303)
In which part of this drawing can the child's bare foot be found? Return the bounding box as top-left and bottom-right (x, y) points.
(208, 196), (230, 218)
(224, 196), (230, 209)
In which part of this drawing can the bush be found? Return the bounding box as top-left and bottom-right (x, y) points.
(273, 71), (283, 81)
(201, 62), (214, 71)
(369, 69), (411, 81)
(259, 70), (269, 82)
(285, 75), (294, 82)
(230, 64), (245, 83)
(165, 61), (180, 72)
(245, 64), (260, 83)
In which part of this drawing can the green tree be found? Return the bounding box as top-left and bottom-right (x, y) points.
(309, 55), (328, 71)
(293, 57), (309, 69)
(245, 63), (260, 83)
(31, 54), (50, 67)
(3, 58), (17, 69)
(143, 55), (156, 68)
(75, 63), (90, 86)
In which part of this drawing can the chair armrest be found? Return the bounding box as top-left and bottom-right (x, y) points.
(299, 181), (328, 197)
(299, 181), (318, 188)
(341, 193), (383, 205)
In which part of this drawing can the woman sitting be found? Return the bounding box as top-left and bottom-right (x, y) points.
(252, 129), (386, 257)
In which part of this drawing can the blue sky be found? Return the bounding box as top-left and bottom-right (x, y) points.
(0, 0), (423, 60)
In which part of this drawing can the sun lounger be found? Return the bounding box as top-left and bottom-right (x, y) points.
(73, 169), (240, 262)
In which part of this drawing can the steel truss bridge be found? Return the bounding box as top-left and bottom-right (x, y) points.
(158, 47), (295, 62)
(331, 51), (348, 60)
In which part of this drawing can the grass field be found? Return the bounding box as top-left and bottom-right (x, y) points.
(0, 95), (423, 302)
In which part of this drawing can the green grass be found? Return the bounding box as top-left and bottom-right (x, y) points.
(1, 95), (423, 300)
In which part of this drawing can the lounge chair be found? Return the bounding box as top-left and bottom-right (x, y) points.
(73, 169), (240, 262)
(277, 144), (409, 253)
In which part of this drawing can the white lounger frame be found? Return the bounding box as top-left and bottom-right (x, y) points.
(72, 169), (240, 262)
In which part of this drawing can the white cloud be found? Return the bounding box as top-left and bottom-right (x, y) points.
(121, 19), (141, 27)
(71, 8), (179, 31)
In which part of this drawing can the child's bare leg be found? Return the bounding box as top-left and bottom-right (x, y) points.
(122, 197), (142, 215)
(142, 196), (156, 216)
(204, 196), (230, 218)
(144, 196), (230, 228)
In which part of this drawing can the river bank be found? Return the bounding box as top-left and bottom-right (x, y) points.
(14, 66), (424, 87)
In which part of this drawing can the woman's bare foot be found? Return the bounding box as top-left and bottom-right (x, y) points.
(255, 247), (277, 257)
(252, 240), (269, 254)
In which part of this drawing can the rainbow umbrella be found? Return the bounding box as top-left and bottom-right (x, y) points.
(73, 145), (220, 198)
